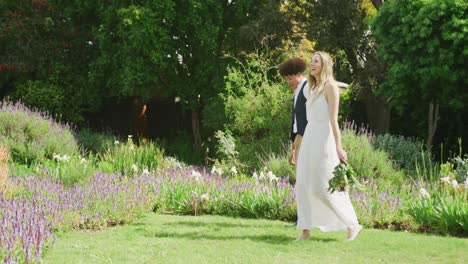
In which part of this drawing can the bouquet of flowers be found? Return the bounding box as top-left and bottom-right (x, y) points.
(328, 162), (363, 194)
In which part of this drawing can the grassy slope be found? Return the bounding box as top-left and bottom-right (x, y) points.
(45, 214), (467, 264)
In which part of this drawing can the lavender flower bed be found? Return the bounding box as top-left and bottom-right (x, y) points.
(0, 173), (160, 264)
(1, 166), (422, 263)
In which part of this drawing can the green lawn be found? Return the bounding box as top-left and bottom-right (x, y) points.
(45, 213), (467, 264)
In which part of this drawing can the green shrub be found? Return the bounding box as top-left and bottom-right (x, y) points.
(409, 184), (467, 237)
(74, 128), (115, 154)
(452, 155), (468, 184)
(371, 133), (431, 172)
(259, 143), (294, 182)
(341, 127), (402, 181)
(264, 154), (294, 179)
(164, 131), (204, 165)
(204, 51), (291, 172)
(0, 101), (79, 164)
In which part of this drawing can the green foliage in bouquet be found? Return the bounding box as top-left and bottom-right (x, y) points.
(328, 162), (363, 194)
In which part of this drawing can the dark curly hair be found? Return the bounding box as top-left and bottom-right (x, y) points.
(278, 58), (307, 76)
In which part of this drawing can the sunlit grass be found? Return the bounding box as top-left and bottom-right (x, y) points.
(45, 213), (467, 264)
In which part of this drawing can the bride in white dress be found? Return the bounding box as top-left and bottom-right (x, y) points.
(295, 51), (362, 241)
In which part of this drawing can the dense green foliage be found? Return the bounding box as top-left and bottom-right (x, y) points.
(204, 51), (291, 171)
(371, 134), (430, 172)
(372, 0), (467, 111)
(341, 127), (402, 181)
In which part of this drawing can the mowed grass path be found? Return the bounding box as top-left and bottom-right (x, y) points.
(45, 214), (467, 264)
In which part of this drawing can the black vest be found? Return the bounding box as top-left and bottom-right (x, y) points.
(291, 80), (308, 142)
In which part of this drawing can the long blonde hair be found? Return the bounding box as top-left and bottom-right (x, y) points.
(308, 51), (335, 101)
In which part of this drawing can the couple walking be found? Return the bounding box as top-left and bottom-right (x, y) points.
(279, 51), (362, 241)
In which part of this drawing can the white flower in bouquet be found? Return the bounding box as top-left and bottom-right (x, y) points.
(80, 158), (87, 164)
(131, 164), (138, 172)
(129, 144), (135, 150)
(440, 176), (451, 184)
(114, 140), (120, 145)
(419, 188), (430, 198)
(142, 168), (150, 176)
(451, 179), (459, 189)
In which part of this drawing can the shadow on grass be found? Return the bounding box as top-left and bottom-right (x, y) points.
(162, 220), (278, 229)
(141, 230), (336, 244)
(133, 217), (337, 244)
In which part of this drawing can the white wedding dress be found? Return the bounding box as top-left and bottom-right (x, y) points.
(295, 90), (359, 231)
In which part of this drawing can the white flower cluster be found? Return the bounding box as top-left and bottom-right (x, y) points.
(253, 170), (279, 183)
(200, 193), (209, 202)
(211, 165), (223, 176)
(191, 170), (202, 182)
(53, 153), (70, 162)
(440, 176), (467, 190)
(230, 166), (237, 175)
(419, 188), (430, 198)
(131, 164), (138, 173)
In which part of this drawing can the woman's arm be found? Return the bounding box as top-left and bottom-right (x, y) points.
(325, 82), (348, 163)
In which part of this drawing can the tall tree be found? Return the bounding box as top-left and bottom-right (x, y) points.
(90, 0), (286, 149)
(286, 0), (391, 134)
(371, 0), (467, 152)
(0, 0), (100, 123)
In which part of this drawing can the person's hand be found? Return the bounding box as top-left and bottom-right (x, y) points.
(337, 147), (348, 164)
(290, 150), (296, 165)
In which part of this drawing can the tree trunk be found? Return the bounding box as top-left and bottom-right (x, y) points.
(426, 101), (439, 153)
(371, 0), (384, 10)
(191, 108), (202, 150)
(364, 93), (391, 135)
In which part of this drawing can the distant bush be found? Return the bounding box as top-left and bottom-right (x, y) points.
(258, 143), (294, 183)
(74, 128), (115, 154)
(0, 101), (79, 164)
(371, 133), (431, 172)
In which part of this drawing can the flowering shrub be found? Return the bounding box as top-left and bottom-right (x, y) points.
(100, 136), (164, 176)
(0, 100), (79, 164)
(350, 176), (414, 230)
(156, 167), (295, 221)
(341, 122), (402, 180)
